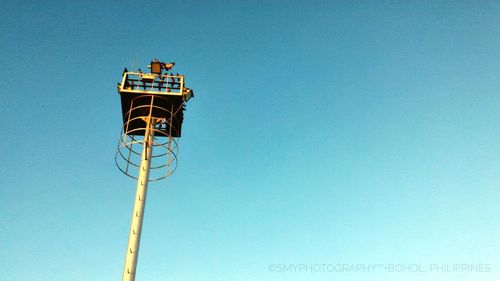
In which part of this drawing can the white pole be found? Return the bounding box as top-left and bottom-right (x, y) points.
(122, 117), (155, 281)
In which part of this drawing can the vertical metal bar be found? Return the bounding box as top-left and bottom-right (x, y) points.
(166, 104), (174, 176)
(122, 115), (155, 281)
(124, 97), (135, 174)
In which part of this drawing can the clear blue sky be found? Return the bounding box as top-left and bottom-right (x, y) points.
(1, 1), (499, 281)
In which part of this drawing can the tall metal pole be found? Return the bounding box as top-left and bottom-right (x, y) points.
(122, 117), (155, 281)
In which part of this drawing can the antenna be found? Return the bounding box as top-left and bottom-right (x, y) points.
(115, 59), (194, 281)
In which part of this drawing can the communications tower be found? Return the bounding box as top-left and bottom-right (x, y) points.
(115, 59), (194, 281)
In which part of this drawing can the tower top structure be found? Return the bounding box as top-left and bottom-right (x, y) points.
(115, 59), (194, 181)
(117, 58), (193, 137)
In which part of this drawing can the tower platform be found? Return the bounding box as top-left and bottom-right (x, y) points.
(117, 70), (193, 137)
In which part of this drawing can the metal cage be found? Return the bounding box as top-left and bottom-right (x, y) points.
(115, 94), (183, 181)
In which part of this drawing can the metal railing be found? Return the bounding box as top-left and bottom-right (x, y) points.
(119, 71), (185, 96)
